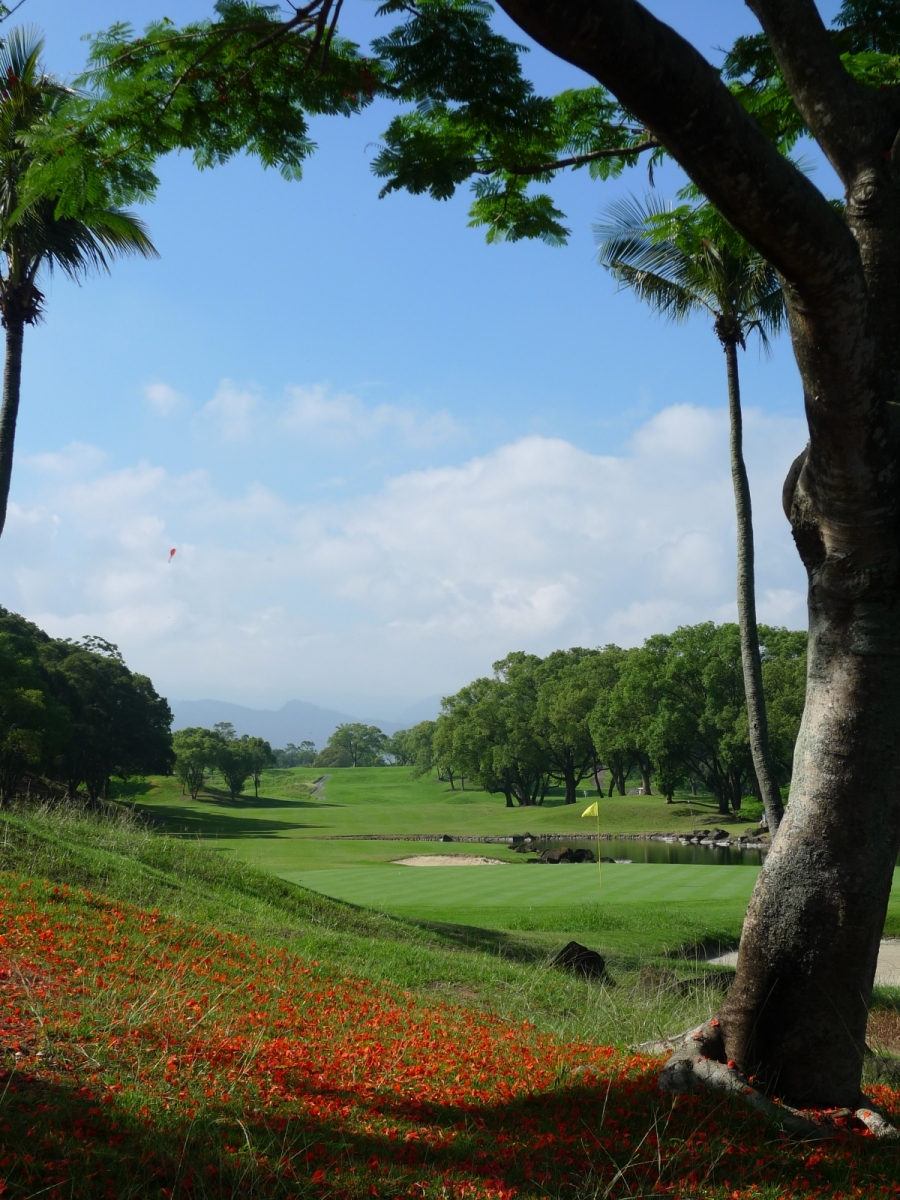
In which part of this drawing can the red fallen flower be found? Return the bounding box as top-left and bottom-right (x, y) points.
(3, 877), (900, 1200)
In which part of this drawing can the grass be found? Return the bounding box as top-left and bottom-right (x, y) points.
(117, 766), (760, 876)
(0, 803), (732, 1042)
(115, 766), (900, 951)
(3, 801), (900, 1198)
(284, 863), (758, 959)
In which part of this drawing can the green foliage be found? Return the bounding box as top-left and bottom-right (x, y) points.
(374, 0), (900, 247)
(46, 638), (173, 802)
(0, 632), (55, 801)
(0, 607), (173, 803)
(532, 648), (620, 802)
(723, 2), (900, 155)
(172, 727), (219, 799)
(321, 722), (387, 767)
(371, 2), (654, 245)
(425, 624), (805, 815)
(42, 0), (381, 222)
(0, 28), (157, 325)
(314, 743), (354, 768)
(273, 740), (317, 767)
(173, 728), (274, 799)
(600, 624), (807, 818)
(242, 734), (275, 796)
(212, 734), (256, 799)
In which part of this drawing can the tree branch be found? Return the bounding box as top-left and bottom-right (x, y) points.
(493, 0), (856, 293)
(745, 0), (891, 185)
(473, 138), (659, 178)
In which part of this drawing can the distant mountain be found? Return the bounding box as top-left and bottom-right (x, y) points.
(170, 698), (409, 750)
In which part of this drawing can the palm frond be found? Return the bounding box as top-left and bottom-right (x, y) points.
(0, 28), (157, 311)
(606, 260), (709, 323)
(594, 191), (786, 348)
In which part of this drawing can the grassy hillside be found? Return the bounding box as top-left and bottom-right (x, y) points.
(3, 803), (900, 1199)
(0, 803), (730, 1044)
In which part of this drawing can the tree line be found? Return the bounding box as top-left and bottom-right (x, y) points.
(390, 622), (806, 818)
(172, 723), (275, 800)
(0, 606), (172, 804)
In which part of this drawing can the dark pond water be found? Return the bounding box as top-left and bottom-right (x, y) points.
(529, 836), (765, 867)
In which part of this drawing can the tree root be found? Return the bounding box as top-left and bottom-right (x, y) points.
(640, 1020), (900, 1140)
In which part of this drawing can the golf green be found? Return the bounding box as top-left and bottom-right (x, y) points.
(282, 861), (762, 911)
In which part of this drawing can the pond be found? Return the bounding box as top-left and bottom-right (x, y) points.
(528, 836), (766, 867)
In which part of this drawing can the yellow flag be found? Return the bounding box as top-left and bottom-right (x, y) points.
(581, 802), (598, 819)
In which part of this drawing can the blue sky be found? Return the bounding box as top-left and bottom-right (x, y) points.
(2, 1), (834, 718)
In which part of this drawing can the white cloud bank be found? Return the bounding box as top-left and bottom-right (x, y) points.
(1, 404), (808, 709)
(190, 378), (463, 448)
(282, 383), (463, 446)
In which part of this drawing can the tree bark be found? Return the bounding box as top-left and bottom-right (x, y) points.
(0, 317), (24, 538)
(637, 756), (652, 795)
(725, 340), (784, 835)
(494, 0), (900, 1108)
(563, 758), (577, 804)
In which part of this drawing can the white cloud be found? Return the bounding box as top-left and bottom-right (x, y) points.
(203, 379), (261, 441)
(143, 382), (182, 416)
(26, 442), (105, 477)
(281, 382), (462, 446)
(2, 404), (809, 708)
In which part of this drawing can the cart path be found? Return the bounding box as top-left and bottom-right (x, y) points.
(708, 939), (900, 987)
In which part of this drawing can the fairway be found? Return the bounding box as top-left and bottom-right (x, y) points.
(284, 861), (761, 909)
(123, 765), (761, 879)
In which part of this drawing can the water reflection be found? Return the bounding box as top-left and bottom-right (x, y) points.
(530, 836), (765, 867)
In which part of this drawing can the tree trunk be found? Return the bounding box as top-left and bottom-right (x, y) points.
(493, 0), (900, 1109)
(563, 759), (577, 804)
(724, 339), (784, 835)
(638, 758), (652, 795)
(689, 777), (697, 797)
(0, 317), (24, 539)
(718, 584), (900, 1106)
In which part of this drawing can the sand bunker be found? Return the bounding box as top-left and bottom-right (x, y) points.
(394, 854), (508, 867)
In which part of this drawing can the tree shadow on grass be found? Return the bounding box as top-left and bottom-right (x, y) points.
(108, 778), (156, 800)
(130, 802), (322, 838)
(1, 1058), (882, 1199)
(195, 786), (342, 811)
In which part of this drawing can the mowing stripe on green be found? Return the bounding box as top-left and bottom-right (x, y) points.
(281, 862), (762, 911)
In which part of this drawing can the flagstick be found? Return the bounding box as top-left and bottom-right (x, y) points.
(596, 800), (602, 888)
(582, 799), (602, 887)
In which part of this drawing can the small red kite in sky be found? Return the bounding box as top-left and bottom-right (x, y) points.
(168, 548), (177, 564)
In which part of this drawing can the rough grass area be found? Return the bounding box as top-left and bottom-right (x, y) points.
(2, 806), (900, 1198)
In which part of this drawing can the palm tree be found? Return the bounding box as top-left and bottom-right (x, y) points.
(594, 195), (786, 834)
(0, 28), (157, 538)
